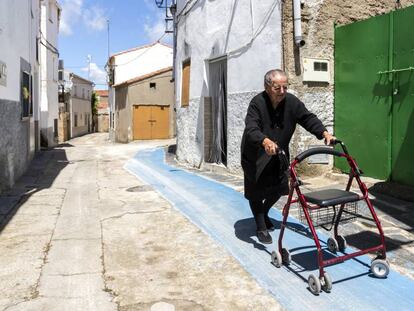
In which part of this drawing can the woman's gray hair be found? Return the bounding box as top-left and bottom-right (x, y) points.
(264, 69), (287, 86)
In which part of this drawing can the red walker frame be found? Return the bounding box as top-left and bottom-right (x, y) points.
(272, 140), (389, 295)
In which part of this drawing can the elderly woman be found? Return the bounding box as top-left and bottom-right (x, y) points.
(241, 69), (334, 244)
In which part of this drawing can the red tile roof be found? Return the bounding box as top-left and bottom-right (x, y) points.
(95, 90), (108, 97)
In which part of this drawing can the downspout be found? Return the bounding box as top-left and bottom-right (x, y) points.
(293, 0), (305, 47)
(171, 0), (177, 83)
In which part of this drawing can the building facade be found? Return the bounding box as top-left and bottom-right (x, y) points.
(112, 67), (175, 143)
(96, 90), (109, 133)
(107, 42), (173, 141)
(0, 0), (41, 192)
(174, 0), (414, 180)
(280, 0), (414, 177)
(69, 74), (93, 138)
(39, 0), (61, 147)
(174, 0), (283, 173)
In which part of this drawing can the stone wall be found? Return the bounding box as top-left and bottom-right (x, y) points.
(282, 0), (414, 176)
(0, 100), (31, 193)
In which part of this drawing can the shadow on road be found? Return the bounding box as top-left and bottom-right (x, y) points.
(0, 144), (70, 233)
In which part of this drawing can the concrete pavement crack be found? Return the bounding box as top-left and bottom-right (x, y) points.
(52, 238), (101, 242)
(29, 185), (68, 300)
(99, 220), (120, 310)
(100, 209), (168, 224)
(2, 299), (27, 311)
(98, 207), (169, 310)
(48, 272), (101, 277)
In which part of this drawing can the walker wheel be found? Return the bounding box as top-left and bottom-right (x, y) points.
(271, 251), (282, 268)
(327, 237), (338, 253)
(371, 259), (390, 278)
(308, 274), (321, 295)
(336, 235), (347, 252)
(321, 272), (332, 293)
(281, 248), (291, 265)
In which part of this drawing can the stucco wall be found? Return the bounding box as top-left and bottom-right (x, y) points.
(71, 97), (91, 138)
(0, 100), (30, 193)
(282, 0), (414, 176)
(0, 0), (39, 192)
(97, 112), (109, 133)
(175, 0), (283, 171)
(40, 0), (59, 147)
(115, 71), (175, 142)
(112, 44), (173, 85)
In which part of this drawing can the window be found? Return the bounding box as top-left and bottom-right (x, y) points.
(53, 57), (57, 81)
(36, 38), (39, 63)
(54, 119), (58, 138)
(21, 71), (32, 118)
(314, 62), (328, 72)
(150, 82), (156, 89)
(82, 88), (85, 99)
(74, 113), (78, 127)
(181, 60), (191, 107)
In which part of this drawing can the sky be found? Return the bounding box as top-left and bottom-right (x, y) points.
(58, 0), (173, 90)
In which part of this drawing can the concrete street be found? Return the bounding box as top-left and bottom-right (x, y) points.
(0, 133), (282, 311)
(1, 133), (414, 310)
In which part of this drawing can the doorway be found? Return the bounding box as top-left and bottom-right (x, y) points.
(205, 57), (227, 166)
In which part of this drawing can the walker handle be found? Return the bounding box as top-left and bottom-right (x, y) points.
(331, 139), (364, 175)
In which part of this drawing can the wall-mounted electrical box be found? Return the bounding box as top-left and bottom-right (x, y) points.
(303, 58), (330, 83)
(0, 60), (7, 86)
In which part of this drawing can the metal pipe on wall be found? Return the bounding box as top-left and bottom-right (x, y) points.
(293, 0), (305, 47)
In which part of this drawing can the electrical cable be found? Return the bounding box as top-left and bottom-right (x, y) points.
(112, 32), (168, 67)
(39, 30), (59, 54)
(227, 0), (281, 57)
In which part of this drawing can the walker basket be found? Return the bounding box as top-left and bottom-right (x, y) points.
(298, 202), (358, 228)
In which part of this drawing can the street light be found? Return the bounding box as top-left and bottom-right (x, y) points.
(155, 0), (164, 8)
(170, 3), (176, 15)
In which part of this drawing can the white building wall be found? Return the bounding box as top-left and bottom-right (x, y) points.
(175, 0), (282, 173)
(108, 43), (173, 142)
(0, 0), (40, 192)
(113, 43), (173, 85)
(70, 76), (93, 138)
(0, 1), (32, 100)
(40, 0), (60, 147)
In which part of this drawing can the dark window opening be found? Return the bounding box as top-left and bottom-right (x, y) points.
(21, 71), (31, 118)
(314, 62), (328, 72)
(54, 119), (58, 137)
(150, 82), (156, 89)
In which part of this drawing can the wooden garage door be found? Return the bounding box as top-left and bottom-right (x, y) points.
(133, 105), (169, 140)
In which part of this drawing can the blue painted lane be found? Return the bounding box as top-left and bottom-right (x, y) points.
(124, 148), (414, 311)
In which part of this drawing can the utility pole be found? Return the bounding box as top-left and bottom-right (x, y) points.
(107, 19), (110, 59)
(87, 54), (91, 80)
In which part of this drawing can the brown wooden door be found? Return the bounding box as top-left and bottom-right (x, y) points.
(151, 106), (169, 139)
(133, 106), (152, 139)
(133, 105), (169, 140)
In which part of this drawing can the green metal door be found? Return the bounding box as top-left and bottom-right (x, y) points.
(334, 14), (391, 180)
(390, 6), (414, 185)
(334, 6), (414, 186)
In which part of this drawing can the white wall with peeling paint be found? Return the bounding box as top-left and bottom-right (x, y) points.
(175, 0), (283, 173)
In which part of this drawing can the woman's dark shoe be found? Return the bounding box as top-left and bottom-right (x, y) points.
(256, 230), (273, 244)
(265, 217), (276, 231)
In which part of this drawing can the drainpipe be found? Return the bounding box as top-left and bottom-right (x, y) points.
(170, 0), (177, 83)
(293, 0), (305, 47)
